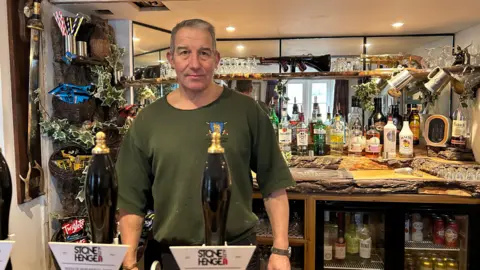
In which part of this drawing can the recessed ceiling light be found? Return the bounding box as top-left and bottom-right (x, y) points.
(133, 37), (140, 42)
(226, 26), (236, 32)
(392, 22), (404, 28)
(364, 43), (371, 47)
(236, 44), (245, 50)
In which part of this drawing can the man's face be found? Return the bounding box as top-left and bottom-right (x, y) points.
(167, 27), (220, 92)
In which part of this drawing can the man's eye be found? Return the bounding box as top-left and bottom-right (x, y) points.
(179, 51), (189, 55)
(201, 51), (211, 56)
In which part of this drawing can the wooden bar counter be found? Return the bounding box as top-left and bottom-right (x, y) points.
(252, 154), (480, 269)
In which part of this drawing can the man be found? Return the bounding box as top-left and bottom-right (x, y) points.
(235, 80), (270, 114)
(117, 18), (295, 270)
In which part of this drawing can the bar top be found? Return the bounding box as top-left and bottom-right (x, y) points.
(253, 153), (480, 201)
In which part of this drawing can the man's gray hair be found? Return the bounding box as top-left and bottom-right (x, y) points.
(170, 19), (217, 55)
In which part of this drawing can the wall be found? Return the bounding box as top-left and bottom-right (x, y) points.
(455, 23), (480, 161)
(0, 0), (49, 268)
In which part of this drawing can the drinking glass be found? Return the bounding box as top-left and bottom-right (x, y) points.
(465, 168), (476, 181)
(455, 168), (466, 181)
(469, 45), (479, 65)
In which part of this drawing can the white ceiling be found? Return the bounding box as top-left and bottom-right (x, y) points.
(57, 0), (480, 39)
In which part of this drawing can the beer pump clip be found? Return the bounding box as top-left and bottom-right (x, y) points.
(164, 243), (256, 270)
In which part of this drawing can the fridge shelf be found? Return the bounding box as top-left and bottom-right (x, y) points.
(405, 241), (460, 251)
(324, 254), (384, 270)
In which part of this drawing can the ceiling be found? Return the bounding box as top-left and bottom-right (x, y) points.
(56, 0), (480, 39)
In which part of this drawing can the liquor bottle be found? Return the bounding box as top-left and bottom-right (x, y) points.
(391, 104), (403, 145)
(383, 116), (397, 159)
(345, 213), (359, 260)
(279, 105), (292, 156)
(335, 212), (346, 261)
(290, 98), (299, 155)
(85, 132), (118, 244)
(365, 125), (381, 158)
(324, 211), (333, 261)
(358, 214), (372, 263)
(0, 149), (12, 270)
(330, 114), (345, 156)
(347, 97), (362, 148)
(409, 106), (421, 145)
(296, 109), (309, 156)
(406, 104), (412, 118)
(309, 96), (320, 144)
(451, 105), (467, 149)
(314, 117), (327, 156)
(368, 98), (386, 144)
(348, 123), (363, 157)
(269, 100), (279, 139)
(202, 128), (232, 245)
(325, 106), (332, 146)
(399, 118), (414, 158)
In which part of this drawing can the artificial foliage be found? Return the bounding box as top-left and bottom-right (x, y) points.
(105, 43), (126, 84)
(352, 81), (381, 112)
(90, 65), (126, 107)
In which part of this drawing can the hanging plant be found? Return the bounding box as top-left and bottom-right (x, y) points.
(90, 65), (126, 107)
(352, 81), (380, 112)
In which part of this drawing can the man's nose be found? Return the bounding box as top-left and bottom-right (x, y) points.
(188, 53), (201, 69)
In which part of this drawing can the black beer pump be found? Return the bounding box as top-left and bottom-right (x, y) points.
(85, 132), (118, 244)
(202, 127), (232, 246)
(0, 149), (12, 270)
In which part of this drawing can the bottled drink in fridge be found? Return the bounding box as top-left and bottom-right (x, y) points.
(335, 212), (346, 261)
(0, 149), (12, 270)
(324, 211), (333, 261)
(85, 132), (118, 244)
(202, 128), (232, 245)
(345, 213), (359, 259)
(358, 214), (371, 263)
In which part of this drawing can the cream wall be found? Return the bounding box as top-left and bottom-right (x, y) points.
(0, 0), (49, 269)
(455, 23), (480, 161)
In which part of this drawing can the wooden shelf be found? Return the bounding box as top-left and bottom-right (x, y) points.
(55, 56), (107, 66)
(256, 236), (306, 246)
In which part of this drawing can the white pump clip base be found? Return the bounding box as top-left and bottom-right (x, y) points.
(0, 240), (14, 270)
(150, 242), (255, 270)
(49, 241), (128, 270)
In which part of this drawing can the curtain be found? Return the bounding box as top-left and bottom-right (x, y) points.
(333, 80), (349, 122)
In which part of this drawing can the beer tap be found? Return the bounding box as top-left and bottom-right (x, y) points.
(202, 125), (232, 246)
(85, 132), (118, 244)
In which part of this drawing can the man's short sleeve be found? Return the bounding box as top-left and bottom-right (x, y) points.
(249, 103), (295, 197)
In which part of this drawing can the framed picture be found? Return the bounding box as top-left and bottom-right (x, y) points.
(252, 82), (262, 101)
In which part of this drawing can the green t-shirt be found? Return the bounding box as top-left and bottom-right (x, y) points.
(116, 87), (295, 245)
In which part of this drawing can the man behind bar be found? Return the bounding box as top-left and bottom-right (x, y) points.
(116, 18), (295, 270)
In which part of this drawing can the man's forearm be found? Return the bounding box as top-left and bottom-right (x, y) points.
(263, 189), (289, 249)
(119, 209), (144, 266)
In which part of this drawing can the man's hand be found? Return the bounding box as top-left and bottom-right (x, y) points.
(268, 253), (291, 270)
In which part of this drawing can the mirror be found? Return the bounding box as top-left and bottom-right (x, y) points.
(133, 23), (170, 70)
(217, 40), (280, 73)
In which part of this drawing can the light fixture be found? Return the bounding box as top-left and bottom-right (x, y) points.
(158, 60), (166, 63)
(133, 37), (140, 42)
(226, 26), (236, 32)
(392, 22), (404, 28)
(364, 43), (371, 47)
(236, 44), (245, 50)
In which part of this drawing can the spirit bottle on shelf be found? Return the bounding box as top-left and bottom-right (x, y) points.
(309, 96), (320, 144)
(330, 114), (345, 156)
(85, 132), (118, 244)
(409, 105), (421, 145)
(345, 213), (360, 261)
(290, 98), (299, 155)
(365, 125), (381, 158)
(269, 100), (279, 139)
(296, 108), (309, 156)
(368, 98), (386, 144)
(348, 122), (364, 157)
(347, 97), (362, 148)
(399, 117), (414, 158)
(314, 116), (327, 156)
(325, 106), (332, 148)
(383, 116), (397, 159)
(335, 212), (346, 261)
(279, 104), (292, 157)
(451, 104), (467, 149)
(358, 214), (372, 263)
(202, 129), (232, 245)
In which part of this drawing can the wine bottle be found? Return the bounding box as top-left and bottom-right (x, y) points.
(85, 132), (118, 244)
(0, 149), (12, 270)
(368, 98), (386, 144)
(202, 128), (232, 245)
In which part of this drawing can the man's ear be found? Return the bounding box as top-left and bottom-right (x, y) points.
(167, 50), (174, 68)
(215, 50), (221, 68)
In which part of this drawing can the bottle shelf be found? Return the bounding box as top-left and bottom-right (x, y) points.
(324, 253), (384, 270)
(404, 241), (460, 251)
